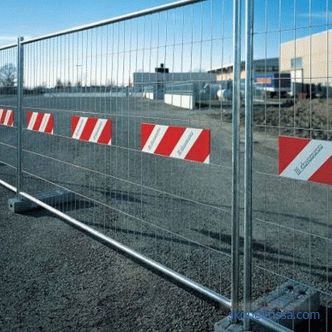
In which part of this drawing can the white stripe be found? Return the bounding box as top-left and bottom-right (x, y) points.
(39, 113), (50, 132)
(108, 138), (112, 145)
(7, 109), (13, 126)
(0, 109), (4, 123)
(27, 112), (38, 130)
(72, 117), (88, 139)
(4, 110), (12, 125)
(203, 155), (210, 164)
(142, 125), (168, 153)
(170, 128), (202, 160)
(89, 119), (107, 143)
(280, 139), (332, 181)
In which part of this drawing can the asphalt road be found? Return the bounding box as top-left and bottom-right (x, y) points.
(0, 95), (331, 331)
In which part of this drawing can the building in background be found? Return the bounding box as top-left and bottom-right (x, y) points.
(133, 64), (216, 100)
(280, 29), (332, 96)
(209, 58), (279, 81)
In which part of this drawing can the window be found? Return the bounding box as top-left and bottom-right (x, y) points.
(291, 57), (303, 69)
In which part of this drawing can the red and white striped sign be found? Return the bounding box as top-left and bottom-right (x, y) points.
(141, 123), (210, 164)
(71, 116), (112, 145)
(279, 135), (332, 186)
(0, 108), (14, 127)
(26, 111), (54, 134)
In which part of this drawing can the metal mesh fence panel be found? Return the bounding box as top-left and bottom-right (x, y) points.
(249, 0), (332, 331)
(3, 1), (330, 330)
(0, 46), (18, 188)
(19, 0), (237, 303)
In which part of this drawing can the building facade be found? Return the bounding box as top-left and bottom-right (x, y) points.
(133, 64), (217, 100)
(209, 58), (279, 81)
(280, 29), (332, 86)
(133, 71), (216, 90)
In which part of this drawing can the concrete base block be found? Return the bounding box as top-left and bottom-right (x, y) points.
(215, 281), (320, 332)
(252, 281), (320, 330)
(8, 189), (76, 213)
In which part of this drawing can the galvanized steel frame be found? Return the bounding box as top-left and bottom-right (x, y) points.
(1, 0), (234, 313)
(0, 1), (312, 331)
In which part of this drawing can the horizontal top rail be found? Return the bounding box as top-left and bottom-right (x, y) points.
(0, 0), (205, 50)
(0, 43), (17, 52)
(19, 0), (205, 45)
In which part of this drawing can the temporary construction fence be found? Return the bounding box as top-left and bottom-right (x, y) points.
(0, 1), (330, 331)
(0, 45), (17, 189)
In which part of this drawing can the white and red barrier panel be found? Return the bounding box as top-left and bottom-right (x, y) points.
(26, 111), (54, 134)
(141, 123), (210, 164)
(0, 108), (14, 127)
(71, 116), (112, 145)
(279, 135), (332, 185)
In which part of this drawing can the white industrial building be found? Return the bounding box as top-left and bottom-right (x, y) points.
(280, 29), (332, 84)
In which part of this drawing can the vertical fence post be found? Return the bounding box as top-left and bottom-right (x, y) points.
(16, 37), (24, 195)
(244, 0), (254, 330)
(231, 0), (241, 322)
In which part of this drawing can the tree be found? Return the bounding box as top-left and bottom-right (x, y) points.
(0, 64), (16, 88)
(33, 84), (46, 95)
(55, 79), (64, 90)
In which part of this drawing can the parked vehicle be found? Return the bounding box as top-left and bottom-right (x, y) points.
(199, 80), (245, 102)
(254, 72), (291, 98)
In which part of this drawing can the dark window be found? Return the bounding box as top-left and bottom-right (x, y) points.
(291, 57), (303, 69)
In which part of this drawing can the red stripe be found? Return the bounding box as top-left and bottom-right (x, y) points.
(1, 110), (9, 125)
(44, 114), (54, 134)
(278, 136), (310, 174)
(80, 118), (98, 141)
(154, 126), (186, 156)
(184, 129), (210, 163)
(32, 113), (44, 131)
(0, 109), (6, 124)
(97, 119), (112, 145)
(26, 112), (54, 134)
(71, 116), (80, 136)
(141, 123), (155, 149)
(26, 111), (33, 127)
(8, 110), (14, 126)
(308, 156), (332, 185)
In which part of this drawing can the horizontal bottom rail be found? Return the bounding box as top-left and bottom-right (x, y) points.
(0, 179), (294, 332)
(0, 178), (231, 308)
(0, 179), (17, 193)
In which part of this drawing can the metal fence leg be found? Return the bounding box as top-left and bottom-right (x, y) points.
(244, 0), (254, 330)
(231, 0), (241, 323)
(16, 37), (24, 196)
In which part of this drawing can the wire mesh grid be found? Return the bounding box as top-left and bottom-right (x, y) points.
(19, 0), (236, 299)
(0, 46), (18, 187)
(251, 0), (331, 331)
(0, 1), (330, 330)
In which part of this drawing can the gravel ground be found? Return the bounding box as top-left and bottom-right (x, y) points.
(0, 185), (226, 332)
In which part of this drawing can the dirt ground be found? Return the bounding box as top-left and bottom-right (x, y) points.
(253, 98), (332, 140)
(0, 186), (227, 332)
